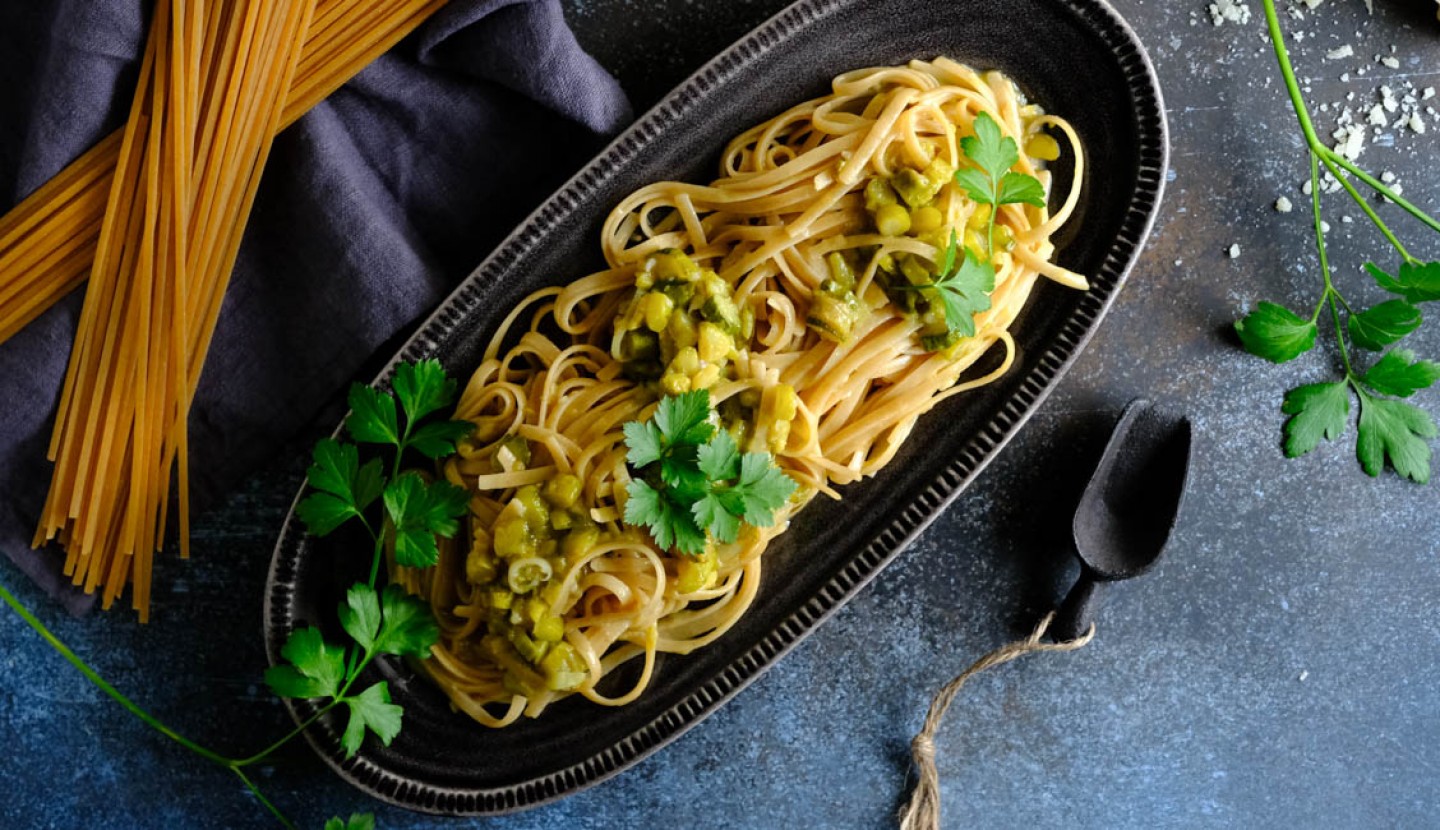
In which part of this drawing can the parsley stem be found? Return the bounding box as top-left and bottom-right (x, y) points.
(985, 200), (997, 259)
(0, 581), (235, 768)
(1262, 0), (1322, 152)
(1318, 153), (1412, 263)
(233, 767), (296, 830)
(1321, 148), (1440, 239)
(1308, 152), (1355, 379)
(367, 522), (385, 589)
(231, 709), (327, 768)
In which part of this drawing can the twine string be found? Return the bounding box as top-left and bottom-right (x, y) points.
(898, 611), (1096, 830)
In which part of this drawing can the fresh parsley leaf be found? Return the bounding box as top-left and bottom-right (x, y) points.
(996, 171), (1047, 207)
(383, 474), (469, 568)
(660, 444), (710, 500)
(1235, 302), (1317, 363)
(692, 491), (743, 544)
(1347, 299), (1422, 351)
(1365, 260), (1440, 304)
(950, 167), (994, 205)
(624, 393), (796, 555)
(624, 479), (707, 555)
(296, 440), (385, 536)
(732, 451), (797, 526)
(346, 384), (400, 445)
(622, 419), (665, 468)
(928, 238), (995, 339)
(953, 111), (1047, 212)
(338, 584), (382, 654)
(1361, 349), (1440, 398)
(324, 815), (376, 830)
(654, 390), (715, 447)
(340, 681), (404, 758)
(1280, 382), (1349, 457)
(391, 359), (459, 425)
(960, 111), (1018, 182)
(406, 419), (475, 459)
(264, 627), (345, 700)
(340, 583), (436, 659)
(696, 429), (741, 481)
(374, 584), (439, 659)
(1355, 391), (1437, 483)
(688, 431), (795, 543)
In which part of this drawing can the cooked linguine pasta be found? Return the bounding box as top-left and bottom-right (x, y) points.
(392, 58), (1086, 727)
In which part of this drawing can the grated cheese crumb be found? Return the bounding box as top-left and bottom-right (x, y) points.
(1325, 45), (1353, 60)
(1208, 0), (1252, 25)
(1275, 196), (1293, 213)
(1228, 244), (1241, 259)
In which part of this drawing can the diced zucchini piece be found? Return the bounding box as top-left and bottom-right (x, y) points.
(508, 628), (548, 663)
(921, 329), (963, 352)
(648, 249), (701, 284)
(891, 168), (935, 208)
(824, 251), (856, 291)
(698, 322), (732, 364)
(1026, 133), (1061, 161)
(864, 176), (899, 212)
(487, 586), (514, 611)
(543, 474), (582, 509)
(773, 384), (799, 421)
(660, 371), (690, 396)
(533, 614), (565, 643)
(910, 205), (943, 234)
(675, 548), (718, 594)
(465, 533), (497, 585)
(875, 203), (911, 236)
(562, 526), (600, 566)
(700, 292), (741, 336)
(807, 290), (863, 342)
(642, 291), (675, 333)
(619, 329), (659, 362)
(539, 642), (588, 691)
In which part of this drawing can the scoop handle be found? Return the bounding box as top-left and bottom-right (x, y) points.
(1052, 573), (1106, 642)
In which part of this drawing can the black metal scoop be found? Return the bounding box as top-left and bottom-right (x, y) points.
(1050, 399), (1193, 643)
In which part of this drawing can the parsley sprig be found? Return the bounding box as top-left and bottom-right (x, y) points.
(896, 232), (996, 339)
(622, 390), (797, 555)
(1236, 0), (1440, 483)
(896, 111), (1045, 340)
(0, 359), (475, 829)
(951, 110), (1048, 256)
(274, 359), (471, 755)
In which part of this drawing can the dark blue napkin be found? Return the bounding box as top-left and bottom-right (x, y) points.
(0, 0), (632, 614)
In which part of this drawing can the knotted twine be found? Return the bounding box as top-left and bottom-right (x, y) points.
(898, 612), (1096, 830)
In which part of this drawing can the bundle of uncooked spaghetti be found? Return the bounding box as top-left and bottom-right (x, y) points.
(15, 0), (448, 620)
(0, 0), (447, 346)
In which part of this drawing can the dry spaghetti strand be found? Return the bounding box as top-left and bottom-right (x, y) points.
(34, 0), (318, 620)
(0, 0), (448, 346)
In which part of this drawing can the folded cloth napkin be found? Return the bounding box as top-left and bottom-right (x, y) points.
(0, 0), (632, 614)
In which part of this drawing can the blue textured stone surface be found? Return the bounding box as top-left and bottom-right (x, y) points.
(4, 1), (1440, 828)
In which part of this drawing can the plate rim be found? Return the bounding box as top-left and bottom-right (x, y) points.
(263, 0), (1169, 815)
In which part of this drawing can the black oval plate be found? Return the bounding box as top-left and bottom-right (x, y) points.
(265, 0), (1166, 815)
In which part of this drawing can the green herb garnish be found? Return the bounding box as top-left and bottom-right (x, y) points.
(897, 232), (996, 340)
(0, 359), (475, 829)
(1237, 0), (1440, 483)
(951, 110), (1047, 255)
(622, 390), (796, 555)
